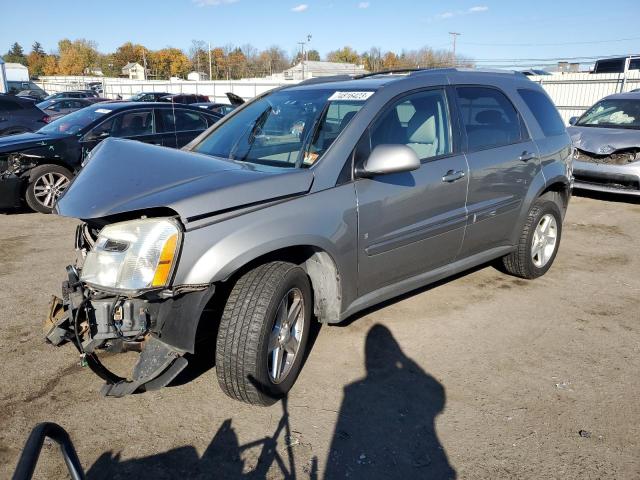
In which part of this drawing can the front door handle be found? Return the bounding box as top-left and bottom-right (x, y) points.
(519, 151), (538, 162)
(442, 170), (466, 183)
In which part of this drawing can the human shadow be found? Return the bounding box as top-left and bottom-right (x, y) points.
(85, 396), (318, 480)
(324, 324), (455, 479)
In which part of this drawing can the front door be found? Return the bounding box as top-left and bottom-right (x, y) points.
(355, 88), (469, 296)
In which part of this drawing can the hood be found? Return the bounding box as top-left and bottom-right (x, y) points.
(567, 125), (640, 154)
(0, 131), (63, 153)
(55, 138), (314, 223)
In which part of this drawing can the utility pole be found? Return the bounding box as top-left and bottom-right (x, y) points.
(449, 32), (461, 64)
(297, 34), (312, 80)
(142, 49), (148, 80)
(208, 42), (212, 80)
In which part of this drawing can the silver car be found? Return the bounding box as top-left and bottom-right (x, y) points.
(568, 92), (640, 196)
(44, 69), (573, 405)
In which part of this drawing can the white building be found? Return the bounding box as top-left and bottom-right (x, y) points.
(187, 71), (209, 81)
(121, 62), (146, 80)
(275, 61), (367, 81)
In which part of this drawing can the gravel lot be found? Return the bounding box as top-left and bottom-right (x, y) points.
(0, 192), (639, 479)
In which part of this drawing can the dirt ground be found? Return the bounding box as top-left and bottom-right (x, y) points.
(0, 192), (639, 479)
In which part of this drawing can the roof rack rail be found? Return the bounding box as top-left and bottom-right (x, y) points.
(297, 75), (353, 85)
(354, 68), (427, 79)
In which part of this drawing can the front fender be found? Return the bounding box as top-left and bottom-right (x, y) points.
(172, 184), (359, 308)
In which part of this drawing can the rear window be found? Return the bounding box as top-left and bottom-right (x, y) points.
(518, 89), (566, 137)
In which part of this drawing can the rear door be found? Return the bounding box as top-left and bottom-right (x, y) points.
(454, 86), (540, 258)
(355, 88), (469, 295)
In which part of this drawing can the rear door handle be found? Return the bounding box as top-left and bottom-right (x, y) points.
(442, 170), (466, 183)
(519, 151), (538, 162)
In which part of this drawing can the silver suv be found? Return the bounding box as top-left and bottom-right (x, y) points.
(45, 69), (573, 405)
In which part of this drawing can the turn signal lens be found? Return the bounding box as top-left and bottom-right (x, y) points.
(152, 233), (178, 287)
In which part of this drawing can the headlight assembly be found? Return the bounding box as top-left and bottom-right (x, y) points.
(80, 218), (181, 292)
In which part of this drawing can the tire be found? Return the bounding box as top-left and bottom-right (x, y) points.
(501, 199), (563, 279)
(216, 261), (312, 405)
(25, 164), (73, 214)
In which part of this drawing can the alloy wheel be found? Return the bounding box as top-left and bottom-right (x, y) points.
(267, 288), (305, 384)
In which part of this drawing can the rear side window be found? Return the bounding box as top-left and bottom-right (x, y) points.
(160, 109), (208, 132)
(456, 86), (525, 151)
(0, 99), (23, 112)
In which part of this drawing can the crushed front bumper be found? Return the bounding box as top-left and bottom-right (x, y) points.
(573, 160), (640, 196)
(0, 176), (24, 209)
(44, 266), (214, 397)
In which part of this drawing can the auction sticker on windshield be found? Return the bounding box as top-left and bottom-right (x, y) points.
(328, 91), (374, 101)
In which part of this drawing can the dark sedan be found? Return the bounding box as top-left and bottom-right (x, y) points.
(0, 94), (51, 136)
(36, 98), (95, 120)
(43, 91), (99, 101)
(130, 92), (170, 102)
(159, 93), (210, 104)
(0, 102), (220, 213)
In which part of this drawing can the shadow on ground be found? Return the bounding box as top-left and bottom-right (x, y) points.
(85, 325), (454, 479)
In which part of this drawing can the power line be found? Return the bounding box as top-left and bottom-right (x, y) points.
(459, 36), (640, 47)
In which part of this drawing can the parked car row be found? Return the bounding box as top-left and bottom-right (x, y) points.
(0, 102), (222, 212)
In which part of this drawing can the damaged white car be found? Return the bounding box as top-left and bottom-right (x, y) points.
(569, 92), (640, 196)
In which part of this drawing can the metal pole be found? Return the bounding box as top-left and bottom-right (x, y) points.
(208, 42), (212, 81)
(449, 32), (461, 64)
(298, 41), (305, 80)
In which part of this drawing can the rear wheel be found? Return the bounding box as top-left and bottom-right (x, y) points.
(215, 261), (312, 405)
(25, 164), (73, 214)
(501, 199), (562, 279)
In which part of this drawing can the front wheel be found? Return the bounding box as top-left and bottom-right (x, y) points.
(25, 164), (73, 214)
(501, 199), (563, 279)
(216, 261), (312, 405)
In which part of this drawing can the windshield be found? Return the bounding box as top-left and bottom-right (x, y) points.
(191, 88), (373, 168)
(38, 104), (114, 135)
(130, 92), (147, 101)
(577, 99), (640, 129)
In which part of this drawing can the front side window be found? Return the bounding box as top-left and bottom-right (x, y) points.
(191, 88), (371, 168)
(456, 86), (525, 151)
(518, 89), (566, 137)
(576, 99), (640, 129)
(111, 110), (154, 137)
(369, 89), (452, 160)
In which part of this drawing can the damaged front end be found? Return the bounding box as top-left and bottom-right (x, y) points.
(0, 153), (38, 208)
(44, 219), (214, 397)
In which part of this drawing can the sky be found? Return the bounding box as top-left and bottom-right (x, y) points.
(2, 0), (639, 68)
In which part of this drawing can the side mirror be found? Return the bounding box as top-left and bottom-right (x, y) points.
(358, 144), (421, 178)
(568, 116), (579, 126)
